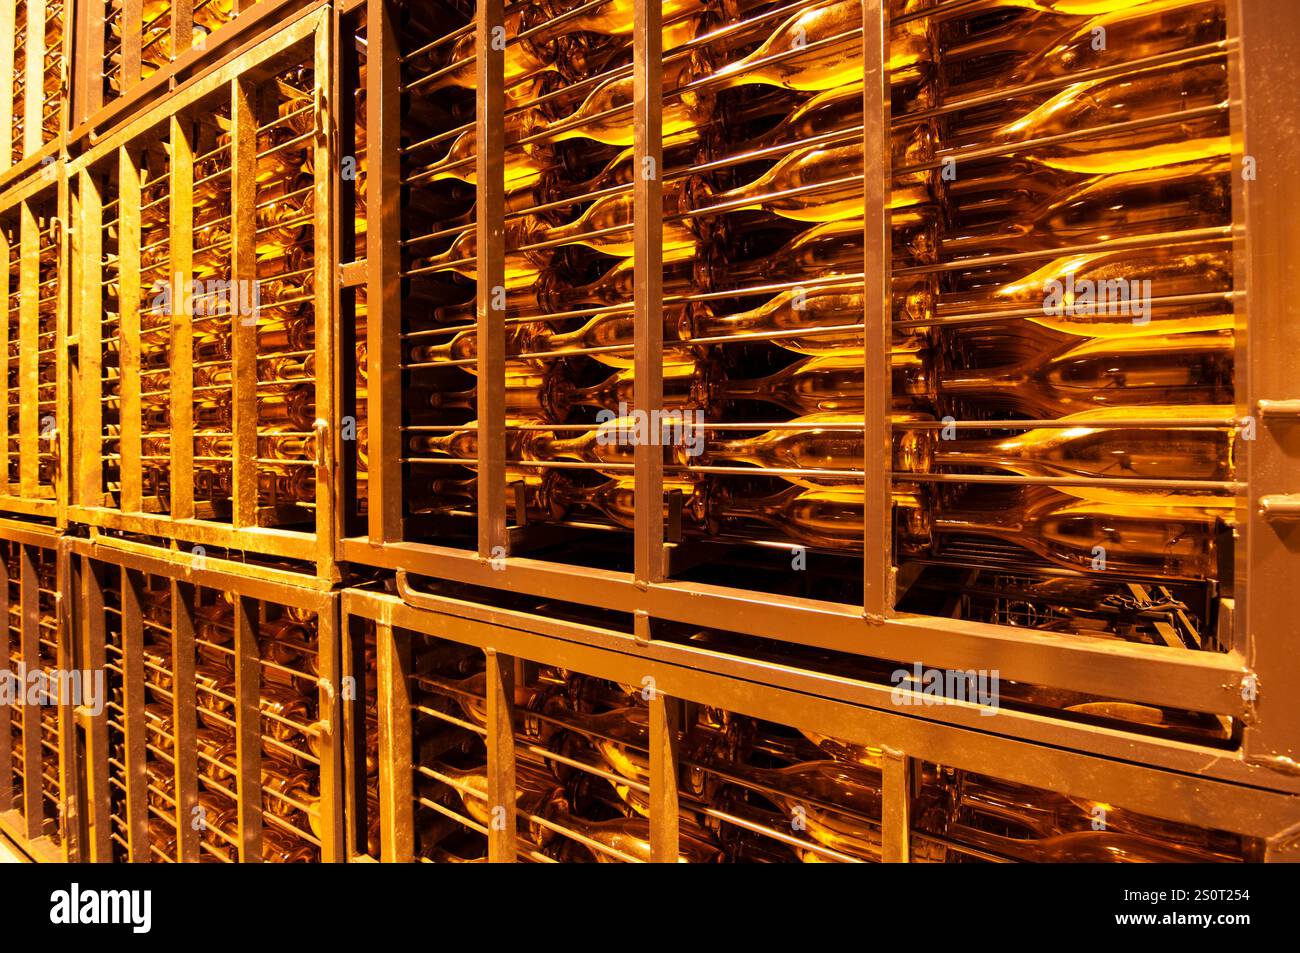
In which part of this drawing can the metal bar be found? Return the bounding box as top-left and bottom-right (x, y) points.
(862, 0), (891, 622)
(25, 0), (46, 157)
(1234, 0), (1300, 768)
(121, 567), (149, 861)
(632, 0), (665, 587)
(169, 114), (195, 520)
(476, 0), (507, 559)
(0, 206), (10, 493)
(311, 14), (336, 579)
(76, 0), (107, 123)
(18, 200), (38, 496)
(230, 77), (259, 528)
(119, 144), (143, 513)
(0, 545), (9, 812)
(75, 169), (104, 512)
(54, 542), (74, 859)
(648, 691), (680, 863)
(18, 545), (40, 838)
(172, 0), (194, 56)
(881, 748), (912, 863)
(232, 593), (262, 861)
(80, 557), (112, 861)
(376, 621), (413, 861)
(0, 1), (13, 171)
(171, 579), (200, 861)
(122, 0), (143, 89)
(485, 646), (516, 862)
(365, 0), (401, 544)
(315, 594), (342, 862)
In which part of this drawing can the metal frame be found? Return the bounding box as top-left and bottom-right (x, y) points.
(342, 585), (1300, 862)
(341, 0), (1300, 778)
(0, 0), (71, 193)
(0, 165), (68, 525)
(0, 518), (70, 862)
(68, 0), (322, 145)
(66, 3), (338, 582)
(64, 533), (346, 861)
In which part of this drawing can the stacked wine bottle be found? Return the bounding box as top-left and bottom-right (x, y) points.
(98, 573), (326, 862)
(0, 542), (63, 846)
(389, 0), (1235, 652)
(370, 616), (1250, 862)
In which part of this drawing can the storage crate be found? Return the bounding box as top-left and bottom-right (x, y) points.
(342, 582), (1300, 863)
(67, 4), (339, 581)
(66, 535), (344, 861)
(0, 520), (70, 861)
(338, 0), (1300, 777)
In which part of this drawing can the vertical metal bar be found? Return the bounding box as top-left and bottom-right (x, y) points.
(171, 579), (199, 862)
(230, 78), (259, 529)
(312, 16), (337, 579)
(73, 0), (106, 123)
(120, 145), (143, 513)
(18, 545), (40, 838)
(24, 0), (45, 157)
(1235, 0), (1300, 766)
(171, 0), (193, 57)
(0, 546), (10, 812)
(122, 0), (142, 89)
(54, 543), (75, 859)
(375, 621), (413, 862)
(0, 221), (10, 493)
(315, 595), (343, 862)
(77, 169), (104, 512)
(80, 557), (112, 861)
(633, 0), (665, 587)
(648, 691), (679, 863)
(120, 567), (149, 861)
(475, 0), (507, 559)
(484, 646), (515, 862)
(861, 0), (893, 622)
(18, 201), (38, 497)
(0, 1), (14, 171)
(232, 592), (262, 861)
(55, 162), (70, 520)
(366, 0), (401, 545)
(881, 748), (913, 863)
(169, 115), (195, 521)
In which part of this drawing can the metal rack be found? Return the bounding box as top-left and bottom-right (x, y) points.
(0, 0), (69, 189)
(343, 583), (1300, 862)
(339, 0), (1300, 795)
(0, 167), (66, 524)
(67, 2), (338, 581)
(0, 519), (70, 862)
(64, 536), (345, 861)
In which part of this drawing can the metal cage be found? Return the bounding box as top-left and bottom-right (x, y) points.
(339, 0), (1300, 790)
(67, 3), (339, 582)
(65, 535), (345, 862)
(0, 519), (71, 861)
(342, 584), (1300, 863)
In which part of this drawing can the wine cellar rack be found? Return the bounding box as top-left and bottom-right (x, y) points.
(65, 536), (345, 862)
(67, 3), (337, 580)
(0, 521), (70, 862)
(342, 583), (1299, 862)
(0, 0), (1295, 864)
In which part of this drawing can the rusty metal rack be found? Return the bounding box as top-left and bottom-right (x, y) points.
(64, 536), (345, 861)
(67, 2), (339, 581)
(0, 519), (71, 862)
(0, 0), (70, 190)
(338, 0), (1300, 800)
(0, 167), (66, 525)
(343, 583), (1300, 862)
